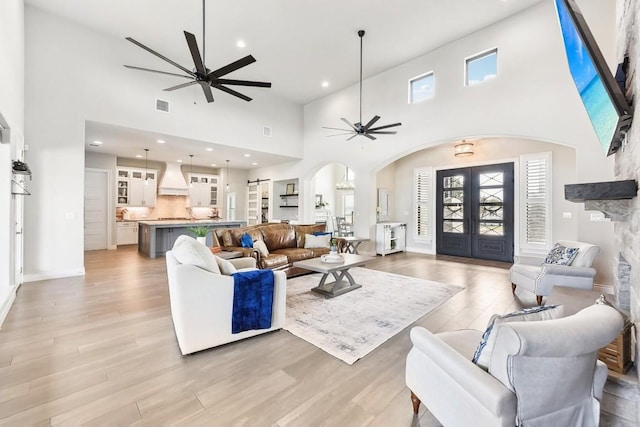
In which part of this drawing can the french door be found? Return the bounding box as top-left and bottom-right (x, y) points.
(436, 163), (514, 262)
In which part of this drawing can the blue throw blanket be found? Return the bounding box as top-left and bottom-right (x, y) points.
(231, 269), (275, 334)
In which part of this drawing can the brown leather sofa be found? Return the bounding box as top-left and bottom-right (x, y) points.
(214, 223), (342, 277)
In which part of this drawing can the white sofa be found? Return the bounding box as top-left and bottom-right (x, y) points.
(166, 250), (287, 355)
(406, 304), (623, 426)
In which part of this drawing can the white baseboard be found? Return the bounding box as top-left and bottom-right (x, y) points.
(405, 246), (435, 255)
(0, 286), (17, 329)
(23, 268), (85, 283)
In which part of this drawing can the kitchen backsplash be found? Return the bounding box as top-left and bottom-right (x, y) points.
(116, 196), (220, 220)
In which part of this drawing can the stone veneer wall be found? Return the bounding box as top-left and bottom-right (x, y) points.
(614, 0), (639, 377)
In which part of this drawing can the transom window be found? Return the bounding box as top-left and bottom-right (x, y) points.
(409, 71), (435, 104)
(465, 48), (497, 86)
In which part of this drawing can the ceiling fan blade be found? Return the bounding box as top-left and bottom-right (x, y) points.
(368, 131), (398, 135)
(208, 55), (256, 78)
(346, 134), (358, 141)
(200, 83), (214, 103)
(213, 85), (252, 102)
(184, 31), (207, 75)
(214, 78), (271, 88)
(327, 133), (356, 137)
(322, 126), (354, 131)
(368, 122), (402, 132)
(363, 115), (381, 131)
(340, 118), (357, 131)
(363, 133), (377, 141)
(163, 81), (198, 91)
(124, 65), (193, 79)
(125, 37), (195, 76)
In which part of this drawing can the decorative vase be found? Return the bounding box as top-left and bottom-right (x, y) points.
(197, 236), (207, 245)
(330, 246), (338, 255)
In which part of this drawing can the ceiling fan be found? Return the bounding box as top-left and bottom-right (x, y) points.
(123, 0), (271, 103)
(323, 30), (402, 141)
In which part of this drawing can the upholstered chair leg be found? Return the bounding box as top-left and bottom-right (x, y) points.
(410, 390), (421, 414)
(536, 295), (543, 305)
(511, 283), (516, 293)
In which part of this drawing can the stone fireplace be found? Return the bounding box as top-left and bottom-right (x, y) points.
(614, 0), (639, 381)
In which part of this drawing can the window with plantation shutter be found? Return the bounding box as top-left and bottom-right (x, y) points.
(415, 167), (432, 240)
(520, 152), (551, 252)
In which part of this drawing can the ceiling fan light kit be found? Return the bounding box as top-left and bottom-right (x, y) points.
(323, 30), (402, 141)
(124, 0), (271, 103)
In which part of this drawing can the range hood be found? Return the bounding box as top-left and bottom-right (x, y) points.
(158, 162), (189, 196)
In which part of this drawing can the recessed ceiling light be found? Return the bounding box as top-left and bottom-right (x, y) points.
(177, 159), (183, 163)
(252, 162), (258, 166)
(93, 140), (103, 145)
(206, 148), (213, 152)
(236, 40), (246, 48)
(156, 139), (165, 144)
(211, 163), (217, 167)
(321, 81), (329, 88)
(244, 153), (250, 157)
(136, 154), (143, 158)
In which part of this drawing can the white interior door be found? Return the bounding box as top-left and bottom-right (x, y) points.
(246, 183), (259, 225)
(84, 169), (109, 250)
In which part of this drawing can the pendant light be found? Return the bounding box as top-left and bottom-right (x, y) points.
(225, 160), (231, 192)
(189, 154), (194, 187)
(144, 148), (150, 185)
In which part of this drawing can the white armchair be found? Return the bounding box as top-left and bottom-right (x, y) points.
(166, 250), (287, 355)
(510, 240), (599, 305)
(406, 304), (624, 426)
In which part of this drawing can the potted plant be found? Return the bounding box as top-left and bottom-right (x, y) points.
(329, 237), (338, 255)
(189, 225), (211, 245)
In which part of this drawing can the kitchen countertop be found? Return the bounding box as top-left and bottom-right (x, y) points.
(138, 219), (243, 226)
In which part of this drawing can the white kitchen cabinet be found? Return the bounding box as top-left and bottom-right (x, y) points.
(376, 222), (406, 256)
(116, 167), (157, 207)
(188, 174), (220, 207)
(116, 222), (139, 245)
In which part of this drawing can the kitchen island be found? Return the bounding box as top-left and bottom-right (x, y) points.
(138, 220), (246, 258)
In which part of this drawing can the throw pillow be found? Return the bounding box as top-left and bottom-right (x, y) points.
(472, 305), (564, 370)
(543, 243), (579, 266)
(304, 233), (331, 249)
(313, 231), (333, 239)
(253, 240), (270, 257)
(240, 232), (254, 248)
(172, 235), (221, 274)
(215, 255), (237, 275)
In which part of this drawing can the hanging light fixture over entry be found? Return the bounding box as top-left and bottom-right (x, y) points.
(454, 140), (475, 157)
(225, 160), (231, 192)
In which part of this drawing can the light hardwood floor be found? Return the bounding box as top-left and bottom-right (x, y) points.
(0, 247), (604, 426)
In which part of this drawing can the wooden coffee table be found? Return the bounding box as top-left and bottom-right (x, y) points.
(293, 254), (371, 298)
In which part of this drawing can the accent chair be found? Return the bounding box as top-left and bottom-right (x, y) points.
(509, 240), (599, 305)
(405, 304), (623, 426)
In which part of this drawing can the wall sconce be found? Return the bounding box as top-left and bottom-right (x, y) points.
(454, 140), (474, 157)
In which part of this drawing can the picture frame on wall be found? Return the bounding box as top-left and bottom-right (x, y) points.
(286, 183), (295, 195)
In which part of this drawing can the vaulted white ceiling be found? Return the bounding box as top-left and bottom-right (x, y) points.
(25, 0), (548, 168)
(25, 0), (545, 105)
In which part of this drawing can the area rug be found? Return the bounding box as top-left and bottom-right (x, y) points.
(283, 267), (463, 365)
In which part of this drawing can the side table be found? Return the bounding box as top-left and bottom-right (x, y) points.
(340, 237), (370, 255)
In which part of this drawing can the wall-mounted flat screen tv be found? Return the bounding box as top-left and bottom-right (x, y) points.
(554, 0), (632, 156)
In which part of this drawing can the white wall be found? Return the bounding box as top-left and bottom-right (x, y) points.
(251, 0), (619, 284)
(0, 0), (24, 325)
(23, 6), (303, 281)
